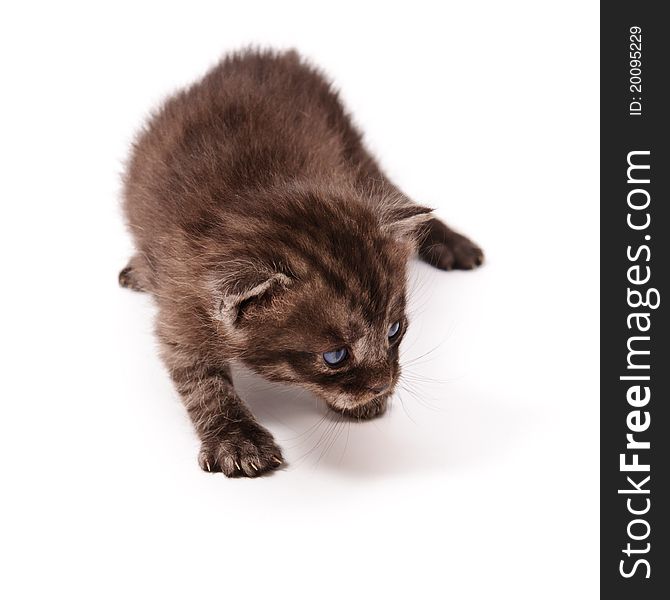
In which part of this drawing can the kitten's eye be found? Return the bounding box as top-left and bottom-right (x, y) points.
(388, 321), (401, 339)
(323, 347), (348, 366)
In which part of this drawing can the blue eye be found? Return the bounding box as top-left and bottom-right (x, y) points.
(323, 347), (348, 366)
(388, 321), (401, 338)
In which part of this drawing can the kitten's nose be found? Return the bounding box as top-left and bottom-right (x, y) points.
(368, 382), (390, 395)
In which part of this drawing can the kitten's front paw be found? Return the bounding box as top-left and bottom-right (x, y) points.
(198, 426), (284, 478)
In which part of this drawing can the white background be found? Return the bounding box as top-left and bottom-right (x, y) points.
(0, 2), (599, 598)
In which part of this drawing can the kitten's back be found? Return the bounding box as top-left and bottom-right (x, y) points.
(124, 50), (369, 223)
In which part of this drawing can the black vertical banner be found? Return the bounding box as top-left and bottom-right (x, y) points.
(601, 2), (669, 597)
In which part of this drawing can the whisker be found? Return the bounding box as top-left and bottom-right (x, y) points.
(302, 413), (345, 468)
(395, 389), (418, 424)
(293, 416), (336, 465)
(400, 370), (463, 386)
(397, 380), (443, 412)
(338, 420), (351, 465)
(281, 411), (329, 446)
(316, 415), (344, 466)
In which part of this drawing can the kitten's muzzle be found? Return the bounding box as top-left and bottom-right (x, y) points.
(367, 382), (390, 395)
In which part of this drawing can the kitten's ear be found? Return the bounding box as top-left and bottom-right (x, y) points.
(377, 202), (434, 244)
(210, 263), (292, 326)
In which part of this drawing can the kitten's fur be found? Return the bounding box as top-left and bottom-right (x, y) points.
(120, 49), (482, 477)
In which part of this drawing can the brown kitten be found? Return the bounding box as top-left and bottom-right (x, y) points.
(120, 49), (483, 477)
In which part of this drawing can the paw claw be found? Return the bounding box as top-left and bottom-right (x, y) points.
(198, 422), (284, 478)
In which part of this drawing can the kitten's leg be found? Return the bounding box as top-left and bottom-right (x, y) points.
(356, 175), (484, 270)
(164, 350), (284, 477)
(118, 254), (151, 292)
(417, 218), (484, 271)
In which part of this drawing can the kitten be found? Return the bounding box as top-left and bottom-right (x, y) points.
(120, 49), (483, 477)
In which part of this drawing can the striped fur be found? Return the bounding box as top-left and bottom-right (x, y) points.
(120, 49), (483, 477)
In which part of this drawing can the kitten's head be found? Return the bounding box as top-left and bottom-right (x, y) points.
(211, 190), (432, 415)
